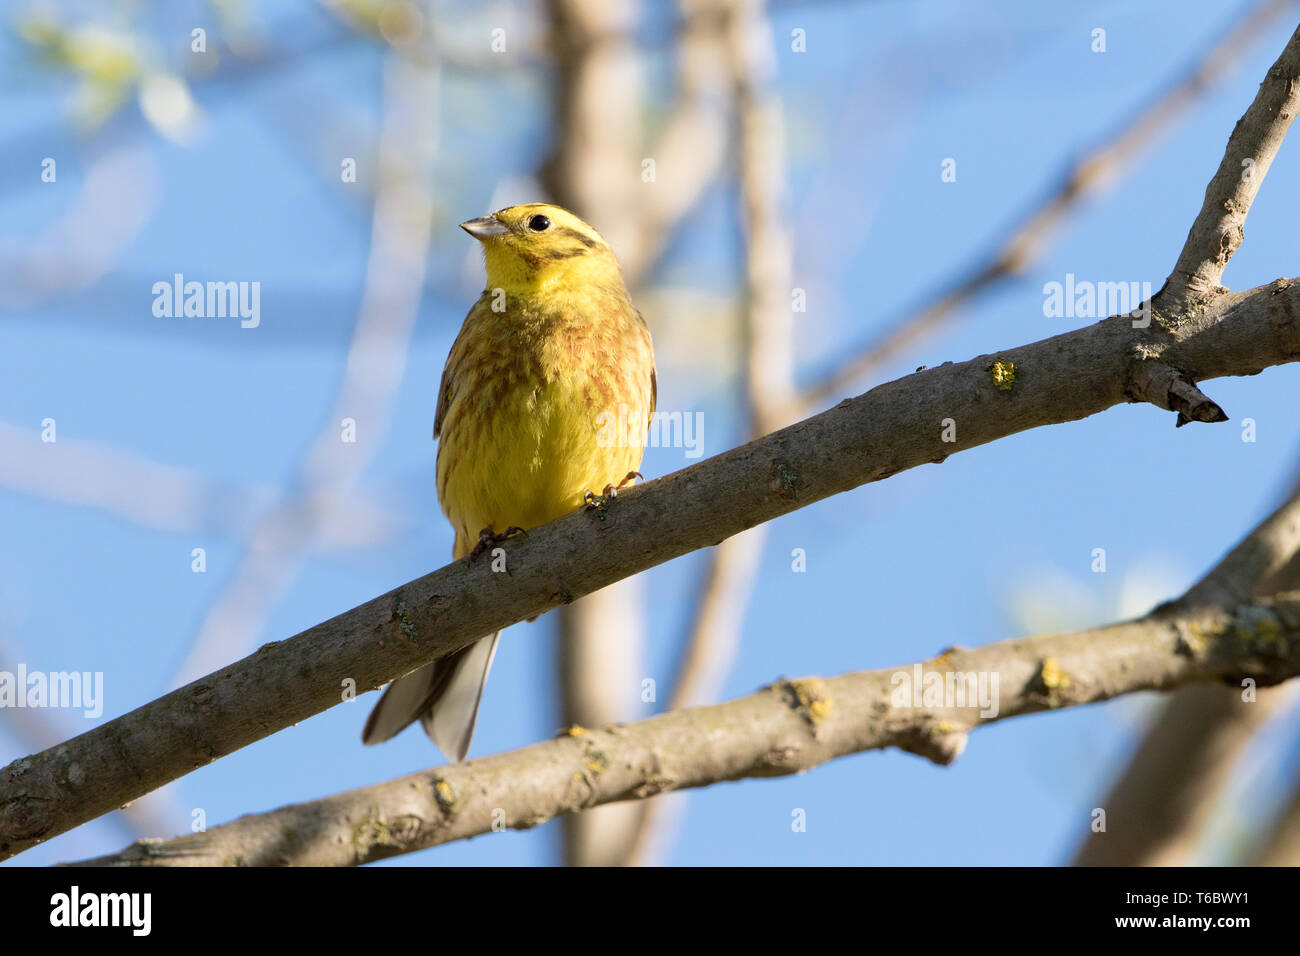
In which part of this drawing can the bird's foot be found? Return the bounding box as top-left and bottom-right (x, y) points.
(469, 526), (526, 560)
(583, 488), (613, 511)
(583, 472), (642, 511)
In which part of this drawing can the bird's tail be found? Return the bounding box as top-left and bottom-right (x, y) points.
(361, 631), (500, 762)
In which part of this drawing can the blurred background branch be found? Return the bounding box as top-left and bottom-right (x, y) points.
(624, 0), (794, 866)
(168, 36), (440, 687)
(542, 0), (733, 867)
(1075, 465), (1300, 866)
(542, 0), (652, 867)
(0, 421), (397, 548)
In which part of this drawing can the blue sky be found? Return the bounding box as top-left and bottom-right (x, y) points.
(2, 0), (1299, 865)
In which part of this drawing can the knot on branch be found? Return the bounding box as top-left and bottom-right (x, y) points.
(1220, 602), (1292, 676)
(1025, 657), (1075, 708)
(898, 719), (968, 766)
(1126, 361), (1228, 427)
(0, 793), (55, 844)
(780, 677), (833, 730)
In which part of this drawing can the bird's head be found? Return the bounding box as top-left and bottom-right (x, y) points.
(461, 203), (625, 296)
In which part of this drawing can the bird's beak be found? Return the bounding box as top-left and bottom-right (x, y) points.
(460, 215), (509, 241)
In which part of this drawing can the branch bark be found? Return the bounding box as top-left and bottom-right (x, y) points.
(3, 272), (1299, 861)
(1164, 20), (1300, 306)
(64, 436), (1300, 866)
(66, 588), (1300, 866)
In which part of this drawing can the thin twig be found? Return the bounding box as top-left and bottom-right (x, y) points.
(1164, 20), (1300, 305)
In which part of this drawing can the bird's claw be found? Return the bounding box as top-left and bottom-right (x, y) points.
(584, 472), (643, 511)
(469, 526), (526, 560)
(583, 488), (613, 511)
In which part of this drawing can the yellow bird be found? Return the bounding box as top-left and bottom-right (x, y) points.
(362, 203), (656, 760)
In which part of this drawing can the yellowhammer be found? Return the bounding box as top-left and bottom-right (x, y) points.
(362, 203), (657, 761)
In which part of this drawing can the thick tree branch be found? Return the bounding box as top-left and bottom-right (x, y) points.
(1164, 20), (1300, 306)
(68, 448), (1300, 866)
(3, 273), (1299, 861)
(68, 587), (1300, 865)
(101, 470), (1300, 867)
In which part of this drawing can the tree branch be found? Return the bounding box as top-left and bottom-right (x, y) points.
(109, 465), (1299, 867)
(3, 271), (1299, 861)
(792, 1), (1299, 417)
(67, 587), (1300, 865)
(1164, 20), (1300, 306)
(65, 439), (1300, 866)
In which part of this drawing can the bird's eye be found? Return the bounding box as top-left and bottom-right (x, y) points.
(528, 214), (551, 231)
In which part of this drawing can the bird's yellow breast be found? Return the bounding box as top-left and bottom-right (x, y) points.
(435, 287), (654, 557)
